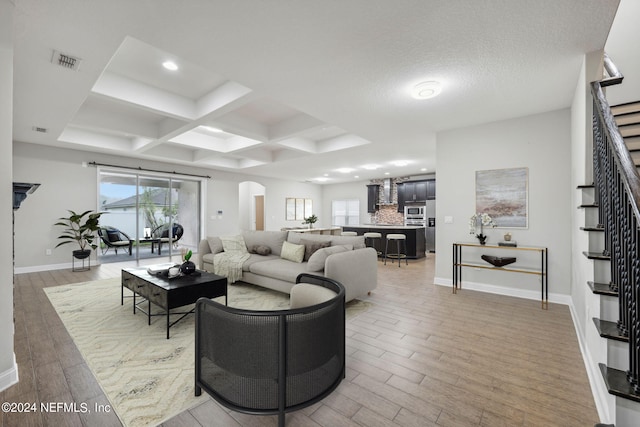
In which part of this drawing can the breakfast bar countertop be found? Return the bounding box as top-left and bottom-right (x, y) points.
(347, 224), (426, 229)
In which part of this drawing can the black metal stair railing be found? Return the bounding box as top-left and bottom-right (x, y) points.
(591, 53), (640, 391)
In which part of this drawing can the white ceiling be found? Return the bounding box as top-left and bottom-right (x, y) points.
(12, 0), (619, 184)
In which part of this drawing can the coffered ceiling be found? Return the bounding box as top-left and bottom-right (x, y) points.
(11, 0), (619, 183)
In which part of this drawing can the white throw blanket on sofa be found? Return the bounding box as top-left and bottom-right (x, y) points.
(213, 252), (250, 283)
(213, 235), (250, 283)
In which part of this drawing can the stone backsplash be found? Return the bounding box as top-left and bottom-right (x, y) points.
(369, 205), (404, 225)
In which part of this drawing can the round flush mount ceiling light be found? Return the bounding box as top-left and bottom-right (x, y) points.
(162, 60), (178, 71)
(411, 81), (442, 100)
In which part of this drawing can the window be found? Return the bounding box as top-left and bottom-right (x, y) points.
(99, 169), (202, 262)
(332, 199), (360, 226)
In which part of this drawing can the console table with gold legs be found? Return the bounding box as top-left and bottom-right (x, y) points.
(452, 242), (548, 309)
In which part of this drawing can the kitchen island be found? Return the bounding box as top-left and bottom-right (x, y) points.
(342, 224), (426, 259)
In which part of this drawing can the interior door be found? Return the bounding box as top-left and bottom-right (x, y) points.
(255, 195), (265, 231)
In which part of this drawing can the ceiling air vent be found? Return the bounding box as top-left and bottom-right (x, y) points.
(32, 126), (48, 133)
(51, 50), (82, 71)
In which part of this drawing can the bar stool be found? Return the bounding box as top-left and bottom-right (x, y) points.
(341, 231), (357, 236)
(384, 233), (408, 267)
(363, 232), (383, 260)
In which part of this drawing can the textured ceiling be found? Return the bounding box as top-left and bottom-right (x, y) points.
(12, 0), (619, 183)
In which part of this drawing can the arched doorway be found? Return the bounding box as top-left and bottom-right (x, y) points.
(239, 181), (266, 231)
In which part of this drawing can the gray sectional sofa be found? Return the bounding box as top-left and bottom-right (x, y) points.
(198, 230), (377, 302)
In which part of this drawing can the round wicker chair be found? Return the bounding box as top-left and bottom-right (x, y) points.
(195, 274), (345, 427)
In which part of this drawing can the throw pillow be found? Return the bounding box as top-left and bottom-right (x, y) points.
(220, 235), (248, 254)
(106, 231), (120, 242)
(280, 241), (305, 263)
(307, 244), (352, 272)
(301, 239), (331, 261)
(249, 245), (272, 255)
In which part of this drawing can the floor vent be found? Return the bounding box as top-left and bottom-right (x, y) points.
(52, 50), (82, 71)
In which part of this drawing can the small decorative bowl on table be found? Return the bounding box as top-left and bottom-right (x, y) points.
(481, 255), (517, 267)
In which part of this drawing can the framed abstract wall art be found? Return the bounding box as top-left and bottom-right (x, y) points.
(475, 167), (528, 228)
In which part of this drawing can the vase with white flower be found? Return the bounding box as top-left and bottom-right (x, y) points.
(469, 212), (497, 245)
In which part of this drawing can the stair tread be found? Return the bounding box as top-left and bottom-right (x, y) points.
(581, 226), (604, 232)
(587, 281), (619, 297)
(582, 251), (610, 260)
(577, 184), (595, 189)
(578, 203), (598, 208)
(593, 318), (628, 342)
(614, 111), (640, 126)
(599, 363), (640, 403)
(611, 101), (640, 116)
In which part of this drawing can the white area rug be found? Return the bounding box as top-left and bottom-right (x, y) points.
(44, 277), (370, 427)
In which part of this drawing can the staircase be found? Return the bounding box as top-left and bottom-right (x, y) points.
(583, 55), (640, 426)
(612, 101), (640, 169)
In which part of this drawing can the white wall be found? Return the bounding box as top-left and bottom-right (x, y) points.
(322, 179), (370, 226)
(12, 141), (323, 270)
(0, 0), (17, 392)
(435, 109), (573, 301)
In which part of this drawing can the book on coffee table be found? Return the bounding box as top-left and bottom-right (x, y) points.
(498, 241), (517, 247)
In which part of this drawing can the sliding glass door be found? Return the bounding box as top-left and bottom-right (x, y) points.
(99, 169), (202, 263)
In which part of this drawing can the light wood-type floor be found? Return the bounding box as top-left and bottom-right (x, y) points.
(2, 255), (599, 427)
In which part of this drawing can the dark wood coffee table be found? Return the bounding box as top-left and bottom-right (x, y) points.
(121, 266), (227, 339)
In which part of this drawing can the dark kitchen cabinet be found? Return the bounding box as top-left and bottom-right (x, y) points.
(400, 180), (429, 204)
(426, 179), (436, 200)
(396, 182), (405, 212)
(366, 184), (379, 213)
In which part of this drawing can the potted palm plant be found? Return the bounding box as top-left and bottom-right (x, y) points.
(54, 210), (103, 259)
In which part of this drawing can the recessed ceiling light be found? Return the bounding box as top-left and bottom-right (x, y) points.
(315, 177), (329, 182)
(336, 168), (355, 174)
(354, 175), (359, 179)
(391, 160), (409, 167)
(421, 168), (427, 172)
(384, 172), (390, 175)
(162, 60), (178, 71)
(361, 164), (380, 170)
(411, 81), (442, 100)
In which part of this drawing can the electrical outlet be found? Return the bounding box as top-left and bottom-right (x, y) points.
(45, 249), (52, 255)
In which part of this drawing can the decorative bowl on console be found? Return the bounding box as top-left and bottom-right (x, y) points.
(481, 255), (516, 267)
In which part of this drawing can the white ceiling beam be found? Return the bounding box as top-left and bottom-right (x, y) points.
(195, 80), (254, 118)
(58, 127), (133, 151)
(269, 114), (327, 142)
(276, 137), (318, 153)
(317, 134), (370, 153)
(70, 107), (159, 139)
(207, 112), (269, 142)
(92, 71), (197, 119)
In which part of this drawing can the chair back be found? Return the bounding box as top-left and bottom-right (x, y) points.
(195, 275), (345, 425)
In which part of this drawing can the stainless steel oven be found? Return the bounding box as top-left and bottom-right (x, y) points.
(404, 205), (425, 220)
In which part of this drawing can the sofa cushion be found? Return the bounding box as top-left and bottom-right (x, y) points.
(280, 241), (305, 263)
(248, 258), (310, 283)
(242, 230), (288, 256)
(300, 239), (331, 261)
(220, 235), (248, 254)
(287, 233), (365, 249)
(289, 283), (337, 309)
(242, 253), (280, 271)
(207, 236), (224, 255)
(307, 244), (353, 272)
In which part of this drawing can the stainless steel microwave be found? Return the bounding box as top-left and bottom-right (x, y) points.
(404, 206), (425, 217)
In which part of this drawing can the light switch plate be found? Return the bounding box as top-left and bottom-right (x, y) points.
(444, 216), (453, 224)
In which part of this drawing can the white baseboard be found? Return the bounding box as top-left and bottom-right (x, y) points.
(433, 276), (571, 306)
(14, 260), (102, 274)
(0, 354), (18, 392)
(567, 299), (611, 423)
